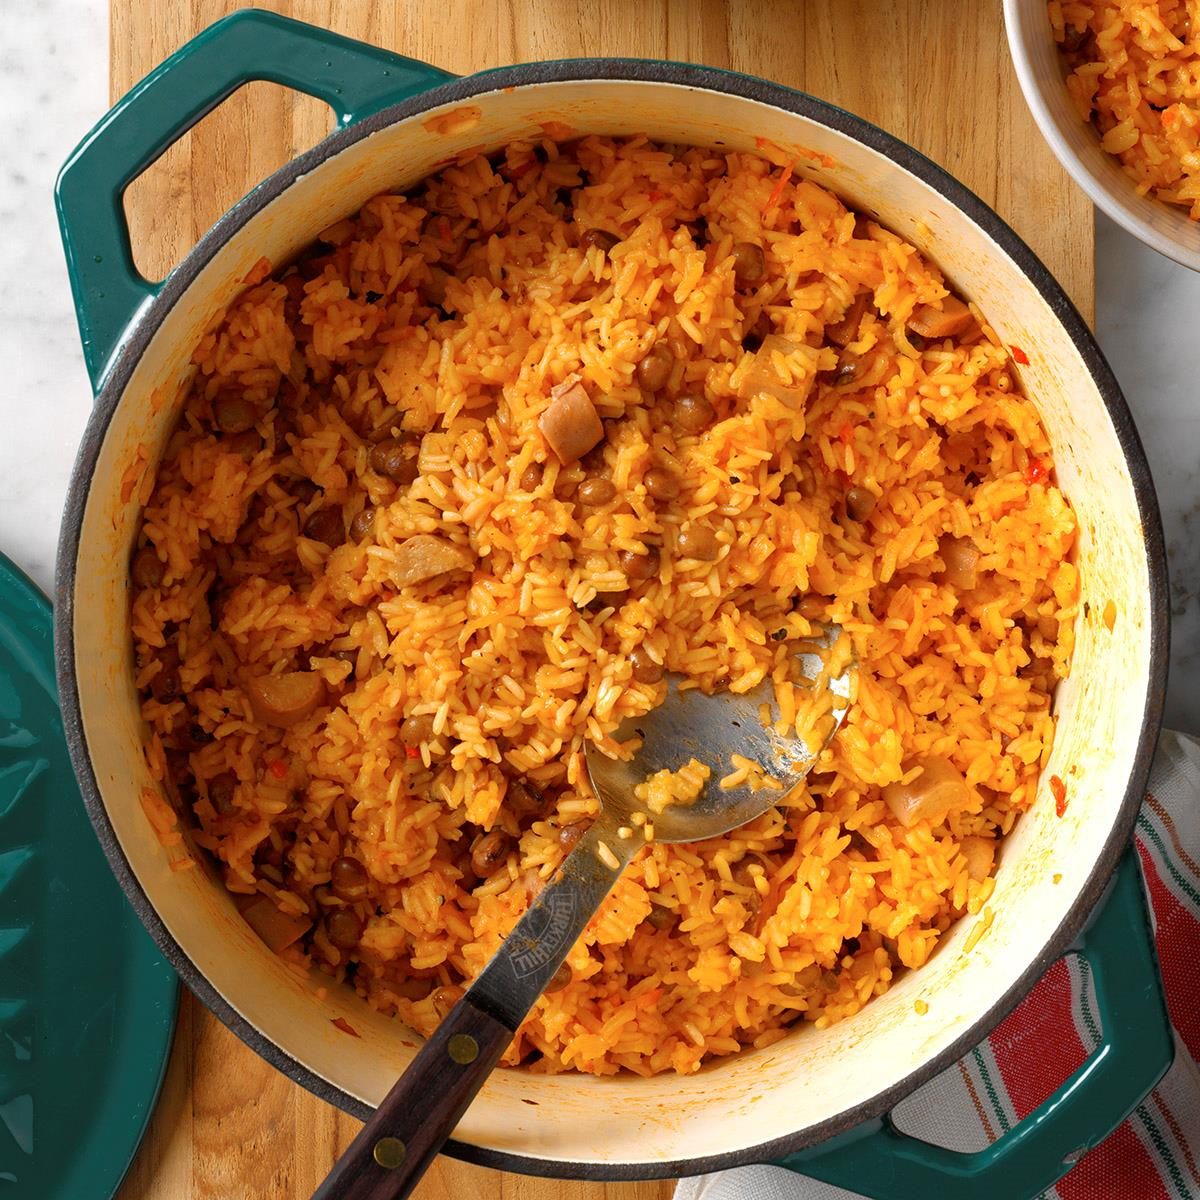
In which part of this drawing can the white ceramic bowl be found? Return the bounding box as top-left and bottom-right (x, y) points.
(1005, 0), (1200, 270)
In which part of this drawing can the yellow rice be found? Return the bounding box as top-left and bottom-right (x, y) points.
(634, 758), (711, 814)
(1053, 0), (1200, 215)
(720, 754), (784, 793)
(131, 135), (1076, 1076)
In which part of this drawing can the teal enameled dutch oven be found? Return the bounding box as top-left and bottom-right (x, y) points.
(53, 11), (1171, 1199)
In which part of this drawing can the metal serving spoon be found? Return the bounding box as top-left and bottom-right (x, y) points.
(314, 626), (853, 1200)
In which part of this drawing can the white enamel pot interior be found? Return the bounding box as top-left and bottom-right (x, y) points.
(58, 63), (1167, 1178)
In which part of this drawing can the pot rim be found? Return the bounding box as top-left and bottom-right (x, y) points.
(55, 57), (1169, 1180)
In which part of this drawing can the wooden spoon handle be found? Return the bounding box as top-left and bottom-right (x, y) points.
(310, 994), (513, 1200)
(312, 817), (633, 1200)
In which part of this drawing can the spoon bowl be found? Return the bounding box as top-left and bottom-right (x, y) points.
(586, 623), (854, 844)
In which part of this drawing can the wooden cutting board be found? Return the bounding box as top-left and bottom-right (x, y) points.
(111, 3), (1093, 1198)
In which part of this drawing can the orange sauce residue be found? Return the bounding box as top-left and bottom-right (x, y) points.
(1024, 457), (1050, 486)
(119, 444), (149, 504)
(538, 119), (573, 140)
(423, 105), (483, 136)
(242, 256), (272, 286)
(139, 786), (182, 847)
(1103, 599), (1118, 631)
(754, 135), (835, 169)
(763, 158), (798, 213)
(331, 1016), (361, 1038)
(1050, 774), (1068, 817)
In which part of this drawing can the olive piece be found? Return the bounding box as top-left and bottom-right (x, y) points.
(636, 343), (673, 392)
(132, 546), (164, 589)
(369, 437), (420, 485)
(290, 478), (319, 505)
(208, 772), (237, 816)
(630, 646), (664, 684)
(519, 462), (543, 492)
(349, 507), (375, 543)
(431, 984), (464, 1017)
(558, 821), (587, 852)
(732, 242), (766, 287)
(330, 855), (369, 901)
(832, 354), (863, 387)
(303, 506), (344, 547)
(178, 723), (213, 751)
(212, 388), (258, 434)
(151, 666), (181, 703)
(587, 590), (627, 612)
(507, 777), (548, 816)
(545, 961), (572, 992)
(399, 712), (436, 746)
(618, 544), (661, 581)
(470, 830), (513, 877)
(940, 535), (981, 590)
(223, 429), (263, 459)
(675, 394), (715, 433)
(580, 228), (619, 255)
(395, 976), (434, 1001)
(677, 525), (720, 561)
(577, 477), (616, 507)
(845, 487), (877, 522)
(645, 903), (675, 930)
(797, 594), (825, 620)
(644, 466), (681, 502)
(326, 908), (364, 950)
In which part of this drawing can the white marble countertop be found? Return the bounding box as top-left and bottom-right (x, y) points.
(2, 0), (1195, 734)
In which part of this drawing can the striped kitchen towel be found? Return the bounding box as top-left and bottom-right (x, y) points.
(676, 730), (1200, 1200)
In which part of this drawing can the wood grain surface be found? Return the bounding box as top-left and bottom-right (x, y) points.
(111, 3), (1094, 1198)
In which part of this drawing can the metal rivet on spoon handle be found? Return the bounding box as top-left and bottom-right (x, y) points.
(311, 626), (854, 1200)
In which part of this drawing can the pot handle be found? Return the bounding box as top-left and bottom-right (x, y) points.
(55, 8), (455, 391)
(775, 849), (1173, 1200)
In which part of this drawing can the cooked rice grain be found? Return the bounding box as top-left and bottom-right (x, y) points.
(1053, 0), (1200, 215)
